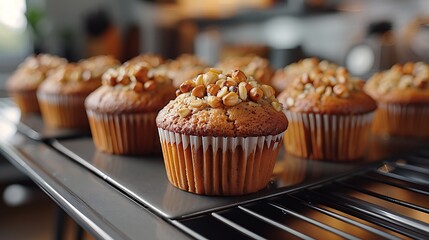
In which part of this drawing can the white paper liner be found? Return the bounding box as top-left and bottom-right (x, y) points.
(37, 92), (88, 128)
(373, 103), (429, 137)
(284, 111), (374, 161)
(87, 110), (159, 155)
(158, 128), (284, 195)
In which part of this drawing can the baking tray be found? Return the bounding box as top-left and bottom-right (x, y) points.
(3, 96), (427, 219)
(52, 137), (391, 219)
(0, 98), (89, 140)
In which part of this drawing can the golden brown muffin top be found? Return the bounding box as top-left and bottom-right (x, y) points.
(278, 66), (376, 114)
(168, 54), (206, 70)
(124, 54), (165, 68)
(78, 55), (120, 80)
(215, 55), (273, 85)
(6, 54), (67, 92)
(154, 54), (208, 88)
(85, 62), (176, 114)
(156, 69), (288, 137)
(364, 62), (429, 104)
(272, 58), (338, 93)
(37, 63), (102, 95)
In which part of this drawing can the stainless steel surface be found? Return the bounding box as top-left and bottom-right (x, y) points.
(0, 119), (190, 240)
(52, 137), (376, 219)
(175, 153), (429, 239)
(0, 99), (89, 140)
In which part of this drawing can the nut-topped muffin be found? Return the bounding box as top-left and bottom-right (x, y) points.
(272, 58), (338, 94)
(78, 55), (120, 81)
(215, 55), (273, 86)
(365, 62), (429, 137)
(36, 56), (119, 128)
(155, 54), (208, 88)
(278, 66), (376, 161)
(85, 61), (176, 155)
(124, 53), (164, 68)
(6, 54), (67, 113)
(156, 69), (288, 195)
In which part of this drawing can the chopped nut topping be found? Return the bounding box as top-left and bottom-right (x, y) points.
(249, 81), (258, 88)
(175, 89), (181, 97)
(281, 62), (365, 109)
(215, 55), (272, 85)
(207, 96), (222, 108)
(207, 84), (220, 96)
(191, 85), (206, 98)
(286, 97), (295, 107)
(225, 79), (238, 87)
(203, 72), (217, 85)
(231, 69), (247, 82)
(174, 69), (283, 116)
(131, 81), (144, 92)
(208, 68), (222, 75)
(366, 62), (429, 94)
(249, 87), (263, 101)
(195, 75), (204, 86)
(261, 85), (275, 98)
(315, 85), (325, 95)
(180, 80), (195, 93)
(238, 84), (248, 100)
(222, 92), (239, 106)
(297, 93), (307, 99)
(333, 84), (349, 98)
(216, 79), (226, 88)
(178, 108), (191, 118)
(239, 82), (252, 92)
(190, 99), (204, 108)
(324, 86), (333, 96)
(101, 61), (170, 92)
(271, 101), (283, 112)
(217, 86), (229, 98)
(118, 75), (130, 85)
(102, 69), (117, 86)
(144, 80), (157, 91)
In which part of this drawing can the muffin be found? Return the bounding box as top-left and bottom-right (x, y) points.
(156, 69), (288, 195)
(364, 62), (429, 137)
(155, 54), (208, 88)
(271, 58), (338, 94)
(125, 53), (164, 68)
(278, 66), (377, 161)
(6, 54), (67, 113)
(79, 55), (120, 81)
(37, 56), (118, 128)
(85, 62), (176, 155)
(215, 54), (273, 86)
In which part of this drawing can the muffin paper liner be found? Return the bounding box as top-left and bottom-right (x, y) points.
(284, 111), (374, 161)
(10, 91), (40, 114)
(37, 93), (88, 128)
(373, 103), (429, 138)
(87, 111), (159, 155)
(158, 128), (284, 195)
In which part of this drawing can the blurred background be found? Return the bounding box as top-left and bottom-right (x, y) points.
(0, 0), (428, 239)
(1, 0), (429, 78)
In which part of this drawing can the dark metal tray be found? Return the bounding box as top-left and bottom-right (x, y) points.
(3, 96), (427, 220)
(0, 98), (89, 140)
(174, 151), (429, 239)
(52, 137), (383, 219)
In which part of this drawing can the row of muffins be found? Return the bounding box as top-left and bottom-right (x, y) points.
(6, 53), (429, 196)
(6, 54), (287, 196)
